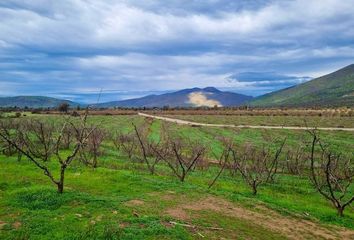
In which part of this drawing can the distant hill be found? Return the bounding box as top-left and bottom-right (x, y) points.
(7, 63), (354, 109)
(95, 87), (253, 108)
(250, 64), (354, 107)
(0, 96), (79, 108)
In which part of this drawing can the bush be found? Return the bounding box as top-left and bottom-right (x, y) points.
(31, 109), (41, 114)
(71, 111), (80, 117)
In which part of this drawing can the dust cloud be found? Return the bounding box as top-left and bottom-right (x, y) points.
(187, 92), (222, 107)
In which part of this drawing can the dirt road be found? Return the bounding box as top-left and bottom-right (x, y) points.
(138, 113), (354, 132)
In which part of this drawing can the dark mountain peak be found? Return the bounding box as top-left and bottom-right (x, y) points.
(175, 87), (201, 94)
(95, 87), (252, 108)
(175, 87), (221, 94)
(202, 87), (221, 93)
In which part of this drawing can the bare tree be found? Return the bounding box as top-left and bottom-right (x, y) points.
(112, 131), (137, 160)
(307, 130), (354, 216)
(61, 124), (74, 149)
(231, 139), (286, 195)
(21, 120), (56, 161)
(285, 146), (306, 175)
(0, 121), (20, 157)
(0, 111), (95, 193)
(154, 134), (206, 182)
(208, 138), (234, 189)
(133, 123), (168, 174)
(79, 127), (105, 168)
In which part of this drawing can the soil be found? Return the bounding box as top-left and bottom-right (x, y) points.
(164, 195), (354, 240)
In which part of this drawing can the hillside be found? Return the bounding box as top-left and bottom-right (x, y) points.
(0, 96), (79, 108)
(95, 87), (253, 108)
(250, 64), (354, 107)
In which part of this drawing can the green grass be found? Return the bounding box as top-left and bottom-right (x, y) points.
(0, 114), (353, 239)
(162, 114), (354, 128)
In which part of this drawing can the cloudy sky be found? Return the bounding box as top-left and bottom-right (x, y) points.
(0, 0), (354, 103)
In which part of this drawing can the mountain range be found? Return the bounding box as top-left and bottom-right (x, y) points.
(249, 64), (354, 107)
(0, 64), (353, 108)
(0, 96), (78, 109)
(94, 87), (252, 108)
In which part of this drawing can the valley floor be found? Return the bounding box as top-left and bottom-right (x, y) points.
(0, 113), (353, 239)
(138, 113), (354, 131)
(1, 158), (353, 240)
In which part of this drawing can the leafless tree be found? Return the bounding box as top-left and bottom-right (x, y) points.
(154, 134), (206, 182)
(20, 120), (56, 161)
(231, 139), (286, 195)
(112, 131), (137, 160)
(208, 138), (234, 188)
(79, 127), (106, 168)
(61, 124), (74, 149)
(0, 111), (95, 193)
(0, 121), (19, 157)
(133, 123), (169, 174)
(284, 146), (306, 175)
(307, 130), (353, 216)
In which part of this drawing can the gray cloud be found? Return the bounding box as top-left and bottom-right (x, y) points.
(0, 0), (353, 100)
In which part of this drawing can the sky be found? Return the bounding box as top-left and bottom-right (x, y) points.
(0, 0), (354, 103)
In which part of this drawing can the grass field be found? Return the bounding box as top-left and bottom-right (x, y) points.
(0, 113), (353, 239)
(161, 114), (354, 128)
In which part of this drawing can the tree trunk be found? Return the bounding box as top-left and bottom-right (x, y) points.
(252, 183), (257, 195)
(57, 182), (64, 194)
(57, 165), (66, 194)
(337, 207), (344, 217)
(149, 165), (155, 175)
(93, 155), (97, 168)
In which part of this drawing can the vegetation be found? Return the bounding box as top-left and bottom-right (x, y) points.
(249, 64), (354, 107)
(58, 102), (70, 113)
(0, 112), (353, 239)
(0, 96), (79, 109)
(161, 111), (354, 128)
(0, 112), (95, 193)
(307, 130), (353, 216)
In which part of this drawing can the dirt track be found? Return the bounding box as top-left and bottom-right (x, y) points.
(163, 194), (354, 240)
(138, 113), (354, 132)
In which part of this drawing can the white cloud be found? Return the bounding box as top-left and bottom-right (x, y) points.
(0, 0), (354, 98)
(1, 0), (353, 48)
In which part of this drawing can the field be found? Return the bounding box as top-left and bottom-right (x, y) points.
(0, 111), (353, 240)
(160, 114), (354, 128)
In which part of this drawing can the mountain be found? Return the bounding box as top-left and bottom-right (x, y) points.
(250, 64), (354, 107)
(0, 96), (79, 108)
(95, 87), (253, 108)
(7, 63), (353, 109)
